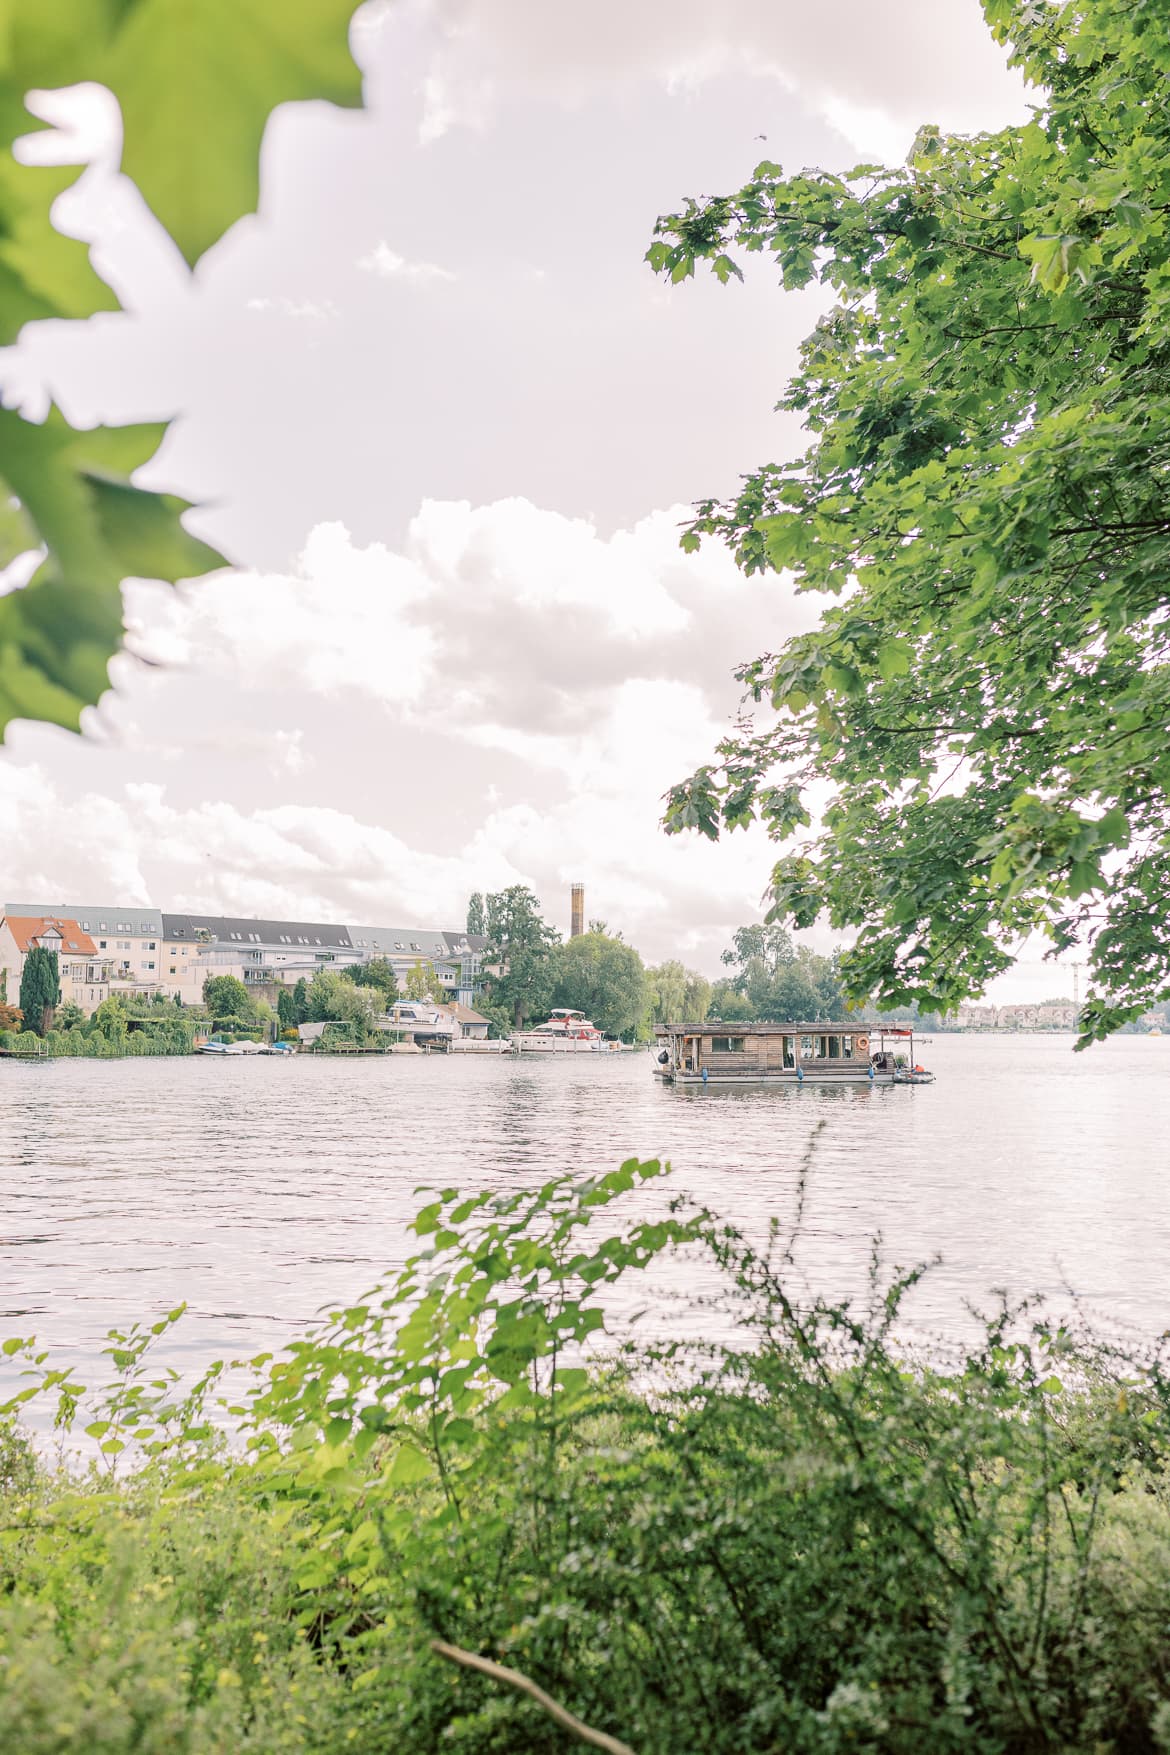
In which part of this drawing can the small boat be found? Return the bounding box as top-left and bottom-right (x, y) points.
(512, 1009), (619, 1054)
(652, 1022), (933, 1087)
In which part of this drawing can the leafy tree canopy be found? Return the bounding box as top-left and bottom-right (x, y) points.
(550, 930), (648, 1040)
(716, 925), (846, 1022)
(466, 892), (486, 937)
(403, 962), (443, 1003)
(482, 887), (560, 1029)
(653, 0), (1170, 1044)
(646, 960), (712, 1026)
(18, 944), (58, 1035)
(0, 0), (365, 740)
(304, 969), (375, 1031)
(344, 958), (400, 1001)
(202, 974), (254, 1023)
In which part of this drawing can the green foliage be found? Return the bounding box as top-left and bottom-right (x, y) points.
(201, 975), (254, 1024)
(302, 969), (376, 1033)
(651, 0), (1170, 1042)
(549, 929), (647, 1038)
(403, 962), (442, 1004)
(717, 922), (847, 1020)
(0, 410), (223, 735)
(481, 886), (560, 1028)
(291, 978), (309, 1025)
(343, 959), (399, 1002)
(466, 892), (486, 937)
(18, 946), (58, 1036)
(8, 1163), (1170, 1750)
(646, 959), (712, 1026)
(276, 987), (296, 1031)
(0, 0), (367, 740)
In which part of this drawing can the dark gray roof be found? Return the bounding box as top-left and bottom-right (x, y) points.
(7, 902), (164, 936)
(347, 925), (455, 960)
(162, 913), (354, 949)
(440, 930), (488, 956)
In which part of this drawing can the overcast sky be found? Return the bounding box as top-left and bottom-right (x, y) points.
(1, 0), (1065, 994)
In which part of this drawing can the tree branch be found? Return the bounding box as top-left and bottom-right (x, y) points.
(430, 1639), (639, 1755)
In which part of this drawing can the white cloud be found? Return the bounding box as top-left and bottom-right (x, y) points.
(357, 241), (457, 283)
(2, 500), (811, 968)
(409, 0), (1030, 155)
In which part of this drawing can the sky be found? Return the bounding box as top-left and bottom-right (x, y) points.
(0, 0), (1066, 995)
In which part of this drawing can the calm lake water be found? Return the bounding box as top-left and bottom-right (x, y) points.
(2, 1034), (1169, 1399)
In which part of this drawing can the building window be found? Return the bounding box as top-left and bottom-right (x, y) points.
(147, 962), (155, 971)
(99, 940), (107, 949)
(711, 1036), (746, 1053)
(148, 941), (156, 950)
(170, 946), (177, 955)
(170, 966), (177, 975)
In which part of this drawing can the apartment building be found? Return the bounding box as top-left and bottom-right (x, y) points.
(162, 914), (356, 995)
(0, 916), (111, 1013)
(347, 926), (487, 1005)
(6, 902), (165, 999)
(5, 901), (486, 1011)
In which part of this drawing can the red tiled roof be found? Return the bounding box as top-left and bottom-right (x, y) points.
(2, 916), (97, 956)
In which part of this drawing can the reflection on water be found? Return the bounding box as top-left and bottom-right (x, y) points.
(2, 1034), (1169, 1390)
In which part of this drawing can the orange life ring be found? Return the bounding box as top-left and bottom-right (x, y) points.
(855, 1034), (869, 1054)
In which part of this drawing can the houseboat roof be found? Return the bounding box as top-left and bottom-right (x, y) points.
(653, 1020), (869, 1037)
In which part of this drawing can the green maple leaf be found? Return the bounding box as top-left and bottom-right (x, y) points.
(98, 0), (364, 265)
(0, 404), (224, 734)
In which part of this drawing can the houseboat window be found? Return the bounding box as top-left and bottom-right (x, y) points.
(800, 1035), (814, 1059)
(842, 1036), (853, 1058)
(828, 1035), (841, 1059)
(711, 1036), (746, 1053)
(815, 1036), (828, 1058)
(783, 1036), (795, 1068)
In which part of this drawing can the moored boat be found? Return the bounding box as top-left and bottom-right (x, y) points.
(512, 1009), (618, 1054)
(652, 1022), (933, 1086)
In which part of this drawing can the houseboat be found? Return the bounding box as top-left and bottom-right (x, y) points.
(512, 1008), (619, 1054)
(652, 1022), (933, 1086)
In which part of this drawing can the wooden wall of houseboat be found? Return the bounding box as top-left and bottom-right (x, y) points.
(699, 1035), (766, 1076)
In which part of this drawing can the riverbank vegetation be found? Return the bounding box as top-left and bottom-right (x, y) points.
(0, 993), (201, 1058)
(4, 1158), (1170, 1753)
